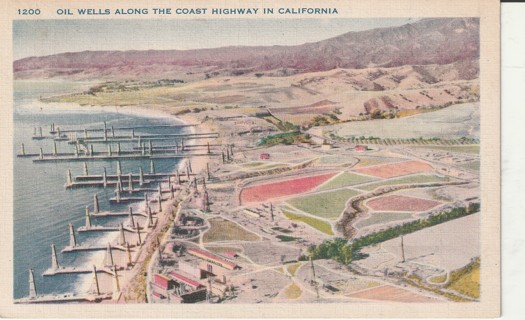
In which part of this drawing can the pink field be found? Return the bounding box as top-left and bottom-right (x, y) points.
(240, 173), (337, 203)
(349, 285), (437, 302)
(353, 160), (433, 178)
(366, 195), (441, 212)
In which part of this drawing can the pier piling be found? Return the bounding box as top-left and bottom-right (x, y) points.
(53, 142), (57, 156)
(126, 243), (133, 266)
(21, 143), (25, 156)
(116, 161), (122, 176)
(136, 222), (142, 245)
(83, 162), (89, 176)
(147, 207), (154, 228)
(39, 148), (44, 160)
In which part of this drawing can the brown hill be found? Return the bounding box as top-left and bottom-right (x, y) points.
(14, 18), (479, 80)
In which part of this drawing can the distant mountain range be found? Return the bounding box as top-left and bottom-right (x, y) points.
(14, 18), (479, 80)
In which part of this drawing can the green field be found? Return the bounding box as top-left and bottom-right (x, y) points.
(355, 212), (414, 228)
(282, 210), (334, 235)
(459, 161), (480, 171)
(355, 157), (403, 168)
(203, 218), (260, 242)
(319, 155), (356, 165)
(317, 172), (376, 191)
(287, 189), (360, 219)
(356, 174), (451, 191)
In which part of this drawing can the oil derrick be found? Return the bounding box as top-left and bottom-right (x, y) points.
(181, 138), (185, 152)
(85, 206), (92, 228)
(149, 140), (153, 155)
(53, 142), (57, 156)
(74, 144), (79, 157)
(139, 167), (145, 186)
(150, 160), (155, 174)
(84, 128), (88, 139)
(28, 269), (37, 299)
(207, 142), (211, 154)
(115, 188), (121, 203)
(309, 256), (320, 299)
(118, 223), (127, 246)
(92, 265), (100, 295)
(128, 173), (133, 194)
(103, 121), (108, 141)
(144, 194), (149, 213)
(128, 206), (135, 228)
(176, 169), (181, 184)
(66, 169), (73, 186)
(90, 144), (94, 156)
(158, 185), (163, 212)
(68, 223), (77, 247)
(104, 243), (114, 267)
(20, 143), (25, 156)
(186, 165), (190, 181)
(221, 151), (225, 164)
(107, 144), (112, 156)
(111, 125), (115, 138)
(203, 190), (210, 212)
(83, 162), (89, 176)
(117, 142), (121, 154)
(207, 163), (211, 180)
(116, 161), (122, 176)
(112, 265), (121, 297)
(270, 203), (274, 222)
(51, 244), (60, 270)
(102, 167), (108, 188)
(126, 243), (133, 267)
(193, 177), (198, 193)
(136, 222), (143, 245)
(147, 207), (154, 228)
(93, 194), (100, 213)
(188, 159), (193, 173)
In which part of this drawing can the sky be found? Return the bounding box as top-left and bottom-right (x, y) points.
(13, 18), (415, 60)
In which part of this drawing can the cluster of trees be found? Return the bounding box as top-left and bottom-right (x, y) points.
(307, 238), (353, 265)
(258, 131), (311, 147)
(308, 204), (479, 265)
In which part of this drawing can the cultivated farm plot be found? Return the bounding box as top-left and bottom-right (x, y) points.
(282, 209), (334, 235)
(355, 212), (414, 228)
(317, 172), (377, 191)
(356, 174), (450, 191)
(203, 218), (260, 243)
(353, 160), (434, 179)
(366, 195), (441, 212)
(415, 145), (480, 155)
(348, 285), (438, 302)
(240, 172), (337, 203)
(286, 188), (361, 219)
(354, 156), (405, 168)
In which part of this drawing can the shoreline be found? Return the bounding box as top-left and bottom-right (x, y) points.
(22, 97), (213, 303)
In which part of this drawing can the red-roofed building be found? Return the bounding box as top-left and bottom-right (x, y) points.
(187, 247), (239, 270)
(153, 273), (173, 291)
(259, 153), (270, 160)
(355, 145), (367, 152)
(224, 250), (239, 258)
(168, 271), (203, 290)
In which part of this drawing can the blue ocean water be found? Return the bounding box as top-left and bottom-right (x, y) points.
(13, 81), (186, 299)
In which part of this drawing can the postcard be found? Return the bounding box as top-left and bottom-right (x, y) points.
(0, 0), (500, 317)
